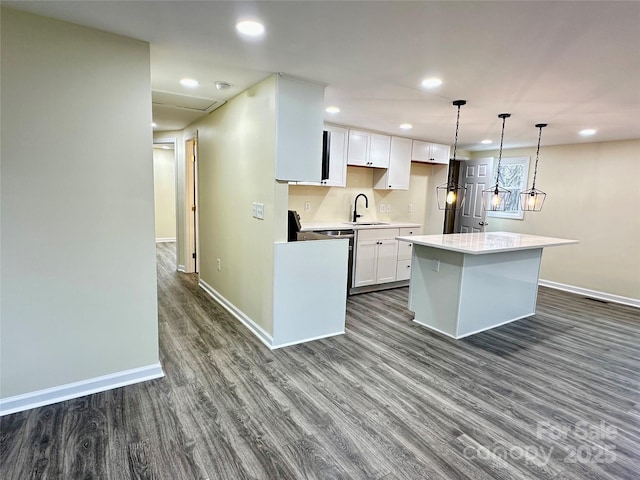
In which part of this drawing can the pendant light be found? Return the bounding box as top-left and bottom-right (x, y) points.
(520, 123), (548, 212)
(436, 100), (468, 210)
(482, 113), (512, 211)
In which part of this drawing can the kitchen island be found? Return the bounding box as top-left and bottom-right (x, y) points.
(395, 232), (578, 338)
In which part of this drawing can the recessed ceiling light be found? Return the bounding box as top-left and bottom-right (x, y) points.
(421, 77), (442, 88)
(151, 122), (158, 128)
(481, 139), (493, 144)
(215, 81), (231, 90)
(579, 128), (596, 136)
(325, 106), (340, 114)
(399, 123), (413, 130)
(236, 20), (265, 37)
(180, 78), (199, 87)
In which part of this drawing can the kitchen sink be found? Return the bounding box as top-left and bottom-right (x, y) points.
(315, 230), (355, 237)
(344, 222), (389, 226)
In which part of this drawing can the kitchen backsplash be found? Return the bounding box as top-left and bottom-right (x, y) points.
(288, 163), (443, 226)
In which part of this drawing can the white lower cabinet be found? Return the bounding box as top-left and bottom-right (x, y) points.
(353, 240), (377, 286)
(376, 240), (399, 283)
(396, 226), (423, 281)
(354, 228), (399, 287)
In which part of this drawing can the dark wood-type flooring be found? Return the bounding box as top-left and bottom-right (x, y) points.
(2, 242), (639, 479)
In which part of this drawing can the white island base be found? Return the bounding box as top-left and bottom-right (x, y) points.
(397, 232), (578, 339)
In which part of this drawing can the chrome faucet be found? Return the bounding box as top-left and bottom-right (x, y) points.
(353, 193), (369, 222)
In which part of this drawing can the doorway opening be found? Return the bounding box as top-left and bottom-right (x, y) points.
(447, 157), (494, 234)
(153, 138), (178, 269)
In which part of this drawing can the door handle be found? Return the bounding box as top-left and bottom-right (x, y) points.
(479, 221), (488, 226)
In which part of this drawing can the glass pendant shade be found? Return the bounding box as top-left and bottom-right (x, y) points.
(437, 182), (466, 210)
(520, 188), (546, 211)
(519, 123), (548, 212)
(482, 113), (511, 212)
(436, 99), (467, 211)
(484, 184), (512, 211)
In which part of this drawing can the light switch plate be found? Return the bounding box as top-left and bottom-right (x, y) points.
(251, 202), (257, 218)
(380, 204), (386, 213)
(256, 203), (265, 220)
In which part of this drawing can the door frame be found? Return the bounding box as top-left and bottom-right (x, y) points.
(185, 130), (200, 274)
(153, 137), (178, 270)
(456, 157), (494, 233)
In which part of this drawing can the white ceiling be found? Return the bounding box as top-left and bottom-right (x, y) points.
(6, 1), (640, 151)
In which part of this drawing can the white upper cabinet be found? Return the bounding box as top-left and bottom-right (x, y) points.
(346, 130), (369, 166)
(373, 136), (412, 190)
(323, 124), (348, 187)
(347, 130), (390, 168)
(411, 140), (450, 164)
(293, 124), (348, 187)
(275, 74), (326, 182)
(369, 134), (391, 168)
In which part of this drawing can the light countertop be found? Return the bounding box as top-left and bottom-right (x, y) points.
(396, 232), (578, 255)
(301, 221), (421, 232)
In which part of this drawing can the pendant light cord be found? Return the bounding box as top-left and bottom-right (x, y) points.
(452, 104), (461, 167)
(450, 100), (466, 189)
(531, 123), (546, 191)
(495, 115), (507, 187)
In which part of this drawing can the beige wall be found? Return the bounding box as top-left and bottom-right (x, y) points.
(187, 75), (286, 335)
(471, 139), (640, 300)
(152, 147), (176, 240)
(289, 162), (447, 233)
(1, 9), (159, 398)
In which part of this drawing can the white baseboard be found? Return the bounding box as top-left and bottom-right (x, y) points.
(539, 279), (639, 308)
(272, 331), (345, 349)
(198, 279), (274, 349)
(0, 363), (164, 416)
(155, 237), (176, 243)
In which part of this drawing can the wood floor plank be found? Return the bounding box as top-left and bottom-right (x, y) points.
(1, 241), (638, 480)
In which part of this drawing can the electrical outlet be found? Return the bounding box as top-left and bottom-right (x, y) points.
(256, 203), (264, 219)
(380, 203), (386, 213)
(432, 259), (440, 272)
(216, 258), (222, 271)
(304, 201), (311, 212)
(408, 203), (413, 213)
(386, 204), (392, 213)
(252, 202), (257, 218)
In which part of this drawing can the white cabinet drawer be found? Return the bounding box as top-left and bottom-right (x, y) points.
(399, 226), (422, 236)
(396, 259), (412, 281)
(357, 228), (399, 241)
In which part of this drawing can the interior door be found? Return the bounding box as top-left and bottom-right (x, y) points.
(457, 157), (493, 233)
(185, 136), (199, 273)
